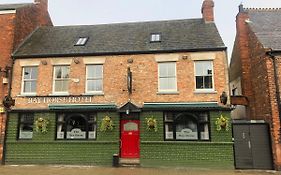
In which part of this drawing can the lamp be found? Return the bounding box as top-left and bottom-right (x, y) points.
(220, 91), (228, 105)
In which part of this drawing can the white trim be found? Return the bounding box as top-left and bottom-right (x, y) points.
(155, 54), (179, 62)
(21, 66), (38, 95)
(158, 62), (177, 92)
(0, 10), (16, 15)
(52, 65), (70, 94)
(19, 60), (40, 66)
(83, 57), (106, 64)
(85, 64), (104, 93)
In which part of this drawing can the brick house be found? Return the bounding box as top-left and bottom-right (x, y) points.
(0, 0), (52, 163)
(5, 0), (233, 167)
(230, 5), (281, 170)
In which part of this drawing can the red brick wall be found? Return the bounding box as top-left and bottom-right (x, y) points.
(0, 1), (52, 163)
(11, 51), (229, 109)
(234, 10), (281, 170)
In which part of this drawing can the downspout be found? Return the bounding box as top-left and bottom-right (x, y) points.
(2, 58), (15, 165)
(267, 51), (281, 142)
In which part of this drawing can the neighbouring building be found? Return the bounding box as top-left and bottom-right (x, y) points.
(230, 5), (281, 170)
(5, 0), (233, 167)
(0, 0), (52, 163)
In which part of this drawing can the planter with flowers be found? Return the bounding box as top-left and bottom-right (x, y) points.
(215, 115), (230, 131)
(35, 117), (49, 134)
(100, 116), (114, 132)
(145, 116), (158, 132)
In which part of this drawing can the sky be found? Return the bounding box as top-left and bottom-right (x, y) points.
(1, 0), (281, 61)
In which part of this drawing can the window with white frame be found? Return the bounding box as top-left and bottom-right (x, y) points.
(150, 33), (161, 42)
(164, 112), (210, 141)
(18, 113), (34, 139)
(158, 62), (177, 92)
(56, 113), (97, 140)
(86, 65), (103, 93)
(22, 66), (38, 94)
(53, 65), (70, 93)
(195, 61), (213, 90)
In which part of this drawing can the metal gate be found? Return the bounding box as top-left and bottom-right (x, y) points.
(233, 123), (273, 169)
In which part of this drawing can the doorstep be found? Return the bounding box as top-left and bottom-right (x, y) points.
(119, 158), (140, 167)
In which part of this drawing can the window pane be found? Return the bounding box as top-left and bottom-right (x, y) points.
(66, 116), (87, 139)
(55, 67), (62, 79)
(196, 76), (203, 89)
(159, 64), (167, 77)
(19, 114), (34, 139)
(24, 67), (31, 79)
(159, 78), (168, 90)
(30, 67), (38, 79)
(204, 76), (213, 88)
(164, 112), (173, 121)
(176, 118), (198, 140)
(195, 61), (213, 76)
(62, 66), (70, 78)
(200, 124), (209, 140)
(24, 82), (31, 92)
(165, 123), (173, 139)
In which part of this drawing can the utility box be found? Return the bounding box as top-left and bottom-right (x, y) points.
(112, 154), (119, 167)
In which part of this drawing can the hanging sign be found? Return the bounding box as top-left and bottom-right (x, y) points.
(0, 107), (4, 113)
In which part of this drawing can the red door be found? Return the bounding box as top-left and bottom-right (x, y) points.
(120, 120), (140, 158)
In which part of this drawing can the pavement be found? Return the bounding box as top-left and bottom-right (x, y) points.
(0, 165), (279, 175)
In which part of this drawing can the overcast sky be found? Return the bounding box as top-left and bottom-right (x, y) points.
(1, 0), (281, 61)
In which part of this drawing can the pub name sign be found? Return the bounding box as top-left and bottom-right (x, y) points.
(27, 96), (93, 104)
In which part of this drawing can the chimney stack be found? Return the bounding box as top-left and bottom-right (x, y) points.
(201, 0), (214, 22)
(34, 0), (48, 11)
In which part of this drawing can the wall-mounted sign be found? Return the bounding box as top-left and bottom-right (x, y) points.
(27, 96), (92, 104)
(0, 107), (5, 113)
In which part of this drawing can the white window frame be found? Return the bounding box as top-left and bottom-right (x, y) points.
(75, 37), (88, 46)
(194, 60), (215, 93)
(150, 33), (161, 42)
(85, 64), (103, 94)
(158, 62), (177, 93)
(52, 65), (70, 95)
(21, 66), (38, 96)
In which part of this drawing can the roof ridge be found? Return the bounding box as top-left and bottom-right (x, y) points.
(245, 7), (281, 11)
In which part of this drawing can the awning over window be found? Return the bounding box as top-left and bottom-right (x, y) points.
(48, 104), (117, 111)
(142, 102), (231, 111)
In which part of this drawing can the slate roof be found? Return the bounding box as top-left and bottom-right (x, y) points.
(13, 18), (226, 58)
(0, 3), (32, 10)
(246, 8), (281, 51)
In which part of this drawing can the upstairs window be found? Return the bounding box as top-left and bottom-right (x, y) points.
(75, 37), (88, 46)
(195, 61), (214, 90)
(158, 62), (177, 92)
(18, 113), (34, 140)
(86, 65), (103, 93)
(150, 33), (161, 42)
(53, 65), (70, 93)
(22, 66), (38, 94)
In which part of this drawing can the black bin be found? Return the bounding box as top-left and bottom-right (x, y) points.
(112, 154), (119, 167)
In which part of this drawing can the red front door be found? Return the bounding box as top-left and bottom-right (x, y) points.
(120, 120), (140, 158)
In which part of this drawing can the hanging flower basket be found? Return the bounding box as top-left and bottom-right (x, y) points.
(145, 116), (158, 132)
(100, 116), (114, 132)
(215, 115), (229, 131)
(35, 117), (49, 133)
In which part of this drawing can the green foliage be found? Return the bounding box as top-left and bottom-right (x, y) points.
(100, 116), (114, 132)
(35, 117), (49, 133)
(215, 115), (230, 131)
(145, 116), (158, 132)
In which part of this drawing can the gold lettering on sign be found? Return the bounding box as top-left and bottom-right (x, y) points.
(27, 97), (93, 104)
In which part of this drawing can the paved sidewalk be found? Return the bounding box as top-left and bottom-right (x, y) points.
(0, 165), (279, 175)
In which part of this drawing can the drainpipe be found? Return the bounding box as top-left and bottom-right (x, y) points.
(2, 58), (15, 165)
(267, 51), (281, 142)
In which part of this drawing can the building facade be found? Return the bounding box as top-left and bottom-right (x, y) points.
(230, 5), (281, 170)
(0, 0), (52, 163)
(4, 0), (233, 167)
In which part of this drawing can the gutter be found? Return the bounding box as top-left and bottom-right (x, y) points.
(267, 51), (281, 141)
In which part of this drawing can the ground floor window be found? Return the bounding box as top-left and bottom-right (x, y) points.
(56, 113), (97, 140)
(18, 113), (34, 139)
(164, 111), (210, 141)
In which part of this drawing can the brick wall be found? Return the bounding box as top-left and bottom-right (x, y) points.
(0, 0), (52, 164)
(12, 51), (229, 108)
